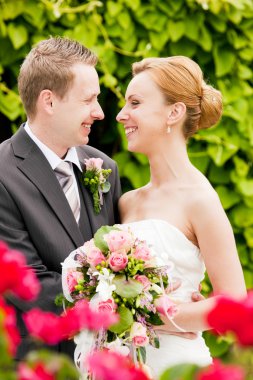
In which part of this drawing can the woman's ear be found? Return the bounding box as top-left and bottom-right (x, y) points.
(37, 89), (54, 115)
(167, 102), (186, 126)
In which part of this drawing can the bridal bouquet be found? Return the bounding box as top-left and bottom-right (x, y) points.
(62, 225), (177, 378)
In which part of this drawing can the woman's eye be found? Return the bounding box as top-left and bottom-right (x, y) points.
(131, 101), (139, 106)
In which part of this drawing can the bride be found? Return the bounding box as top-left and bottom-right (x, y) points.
(116, 56), (246, 377)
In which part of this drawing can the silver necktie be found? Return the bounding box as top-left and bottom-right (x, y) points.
(54, 161), (80, 223)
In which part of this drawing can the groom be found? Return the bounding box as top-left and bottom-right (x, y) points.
(0, 37), (122, 359)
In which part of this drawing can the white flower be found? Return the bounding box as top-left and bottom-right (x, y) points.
(94, 268), (116, 301)
(150, 283), (163, 294)
(105, 338), (130, 356)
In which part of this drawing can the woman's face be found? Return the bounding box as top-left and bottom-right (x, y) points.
(116, 72), (170, 154)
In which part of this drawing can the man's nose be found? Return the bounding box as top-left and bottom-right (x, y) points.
(92, 102), (104, 120)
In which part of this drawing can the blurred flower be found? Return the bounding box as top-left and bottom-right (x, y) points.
(23, 299), (118, 344)
(197, 359), (245, 380)
(87, 350), (149, 380)
(17, 362), (54, 380)
(0, 241), (40, 301)
(207, 292), (253, 346)
(130, 322), (149, 347)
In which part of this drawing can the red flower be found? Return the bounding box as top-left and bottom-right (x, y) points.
(207, 292), (253, 346)
(197, 359), (244, 380)
(0, 241), (40, 301)
(87, 350), (149, 380)
(0, 296), (21, 356)
(18, 362), (54, 380)
(23, 300), (118, 345)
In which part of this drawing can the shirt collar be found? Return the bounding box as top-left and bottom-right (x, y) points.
(24, 122), (82, 172)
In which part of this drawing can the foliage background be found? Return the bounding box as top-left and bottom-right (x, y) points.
(0, 0), (253, 361)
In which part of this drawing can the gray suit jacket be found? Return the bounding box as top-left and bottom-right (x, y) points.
(0, 125), (121, 358)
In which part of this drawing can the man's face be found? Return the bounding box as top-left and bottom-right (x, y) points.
(51, 63), (104, 154)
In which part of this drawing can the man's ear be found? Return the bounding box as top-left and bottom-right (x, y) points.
(37, 89), (54, 115)
(167, 102), (186, 126)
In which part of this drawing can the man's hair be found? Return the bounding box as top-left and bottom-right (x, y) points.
(18, 37), (98, 119)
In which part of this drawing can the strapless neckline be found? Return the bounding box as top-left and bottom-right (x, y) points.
(123, 218), (199, 249)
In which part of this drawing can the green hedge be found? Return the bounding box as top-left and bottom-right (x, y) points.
(0, 0), (253, 359)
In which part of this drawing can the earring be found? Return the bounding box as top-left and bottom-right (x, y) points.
(167, 126), (171, 134)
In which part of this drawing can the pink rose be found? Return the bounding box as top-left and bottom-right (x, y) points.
(108, 250), (128, 272)
(83, 240), (106, 267)
(130, 322), (149, 347)
(154, 294), (177, 318)
(104, 230), (134, 252)
(134, 275), (151, 291)
(132, 243), (152, 262)
(67, 270), (84, 293)
(98, 298), (118, 313)
(84, 158), (103, 171)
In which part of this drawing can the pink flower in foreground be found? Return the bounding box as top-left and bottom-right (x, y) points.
(130, 322), (149, 347)
(207, 292), (253, 346)
(84, 240), (106, 267)
(23, 309), (63, 345)
(0, 241), (40, 301)
(23, 300), (118, 345)
(108, 250), (128, 272)
(84, 157), (103, 171)
(154, 294), (177, 318)
(98, 298), (118, 313)
(197, 359), (245, 380)
(87, 350), (149, 380)
(134, 275), (151, 291)
(0, 297), (20, 356)
(132, 242), (152, 262)
(104, 230), (134, 252)
(18, 362), (54, 380)
(67, 270), (84, 293)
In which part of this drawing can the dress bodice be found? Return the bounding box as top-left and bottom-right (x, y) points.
(123, 219), (205, 302)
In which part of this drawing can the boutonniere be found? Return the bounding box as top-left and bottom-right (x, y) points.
(83, 158), (112, 214)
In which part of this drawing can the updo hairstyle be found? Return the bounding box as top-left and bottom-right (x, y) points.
(132, 56), (222, 139)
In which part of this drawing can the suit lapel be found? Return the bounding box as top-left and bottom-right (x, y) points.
(12, 127), (84, 247)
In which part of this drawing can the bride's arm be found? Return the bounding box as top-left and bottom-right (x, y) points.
(158, 190), (247, 333)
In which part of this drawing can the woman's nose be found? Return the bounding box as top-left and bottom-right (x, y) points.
(116, 107), (128, 123)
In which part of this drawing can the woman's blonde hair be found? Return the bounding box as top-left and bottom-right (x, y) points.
(132, 56), (222, 138)
(18, 37), (98, 119)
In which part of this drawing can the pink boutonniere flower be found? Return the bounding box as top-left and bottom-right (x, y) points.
(83, 158), (112, 214)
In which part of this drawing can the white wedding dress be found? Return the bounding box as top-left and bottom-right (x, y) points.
(124, 219), (212, 378)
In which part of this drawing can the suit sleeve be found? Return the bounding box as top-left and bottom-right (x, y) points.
(0, 181), (62, 314)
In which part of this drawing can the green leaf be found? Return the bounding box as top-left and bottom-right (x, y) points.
(64, 21), (98, 48)
(160, 363), (199, 380)
(7, 23), (28, 49)
(170, 38), (197, 57)
(148, 312), (164, 326)
(168, 20), (185, 42)
(203, 333), (230, 357)
(198, 25), (212, 51)
(94, 225), (119, 252)
(237, 179), (253, 197)
(208, 164), (231, 184)
(230, 205), (253, 228)
(215, 185), (241, 210)
(149, 31), (170, 50)
(207, 143), (239, 166)
(107, 1), (123, 17)
(138, 346), (146, 363)
(109, 306), (133, 334)
(244, 227), (253, 248)
(118, 11), (132, 30)
(0, 89), (23, 120)
(233, 156), (250, 178)
(113, 275), (144, 298)
(213, 45), (236, 77)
